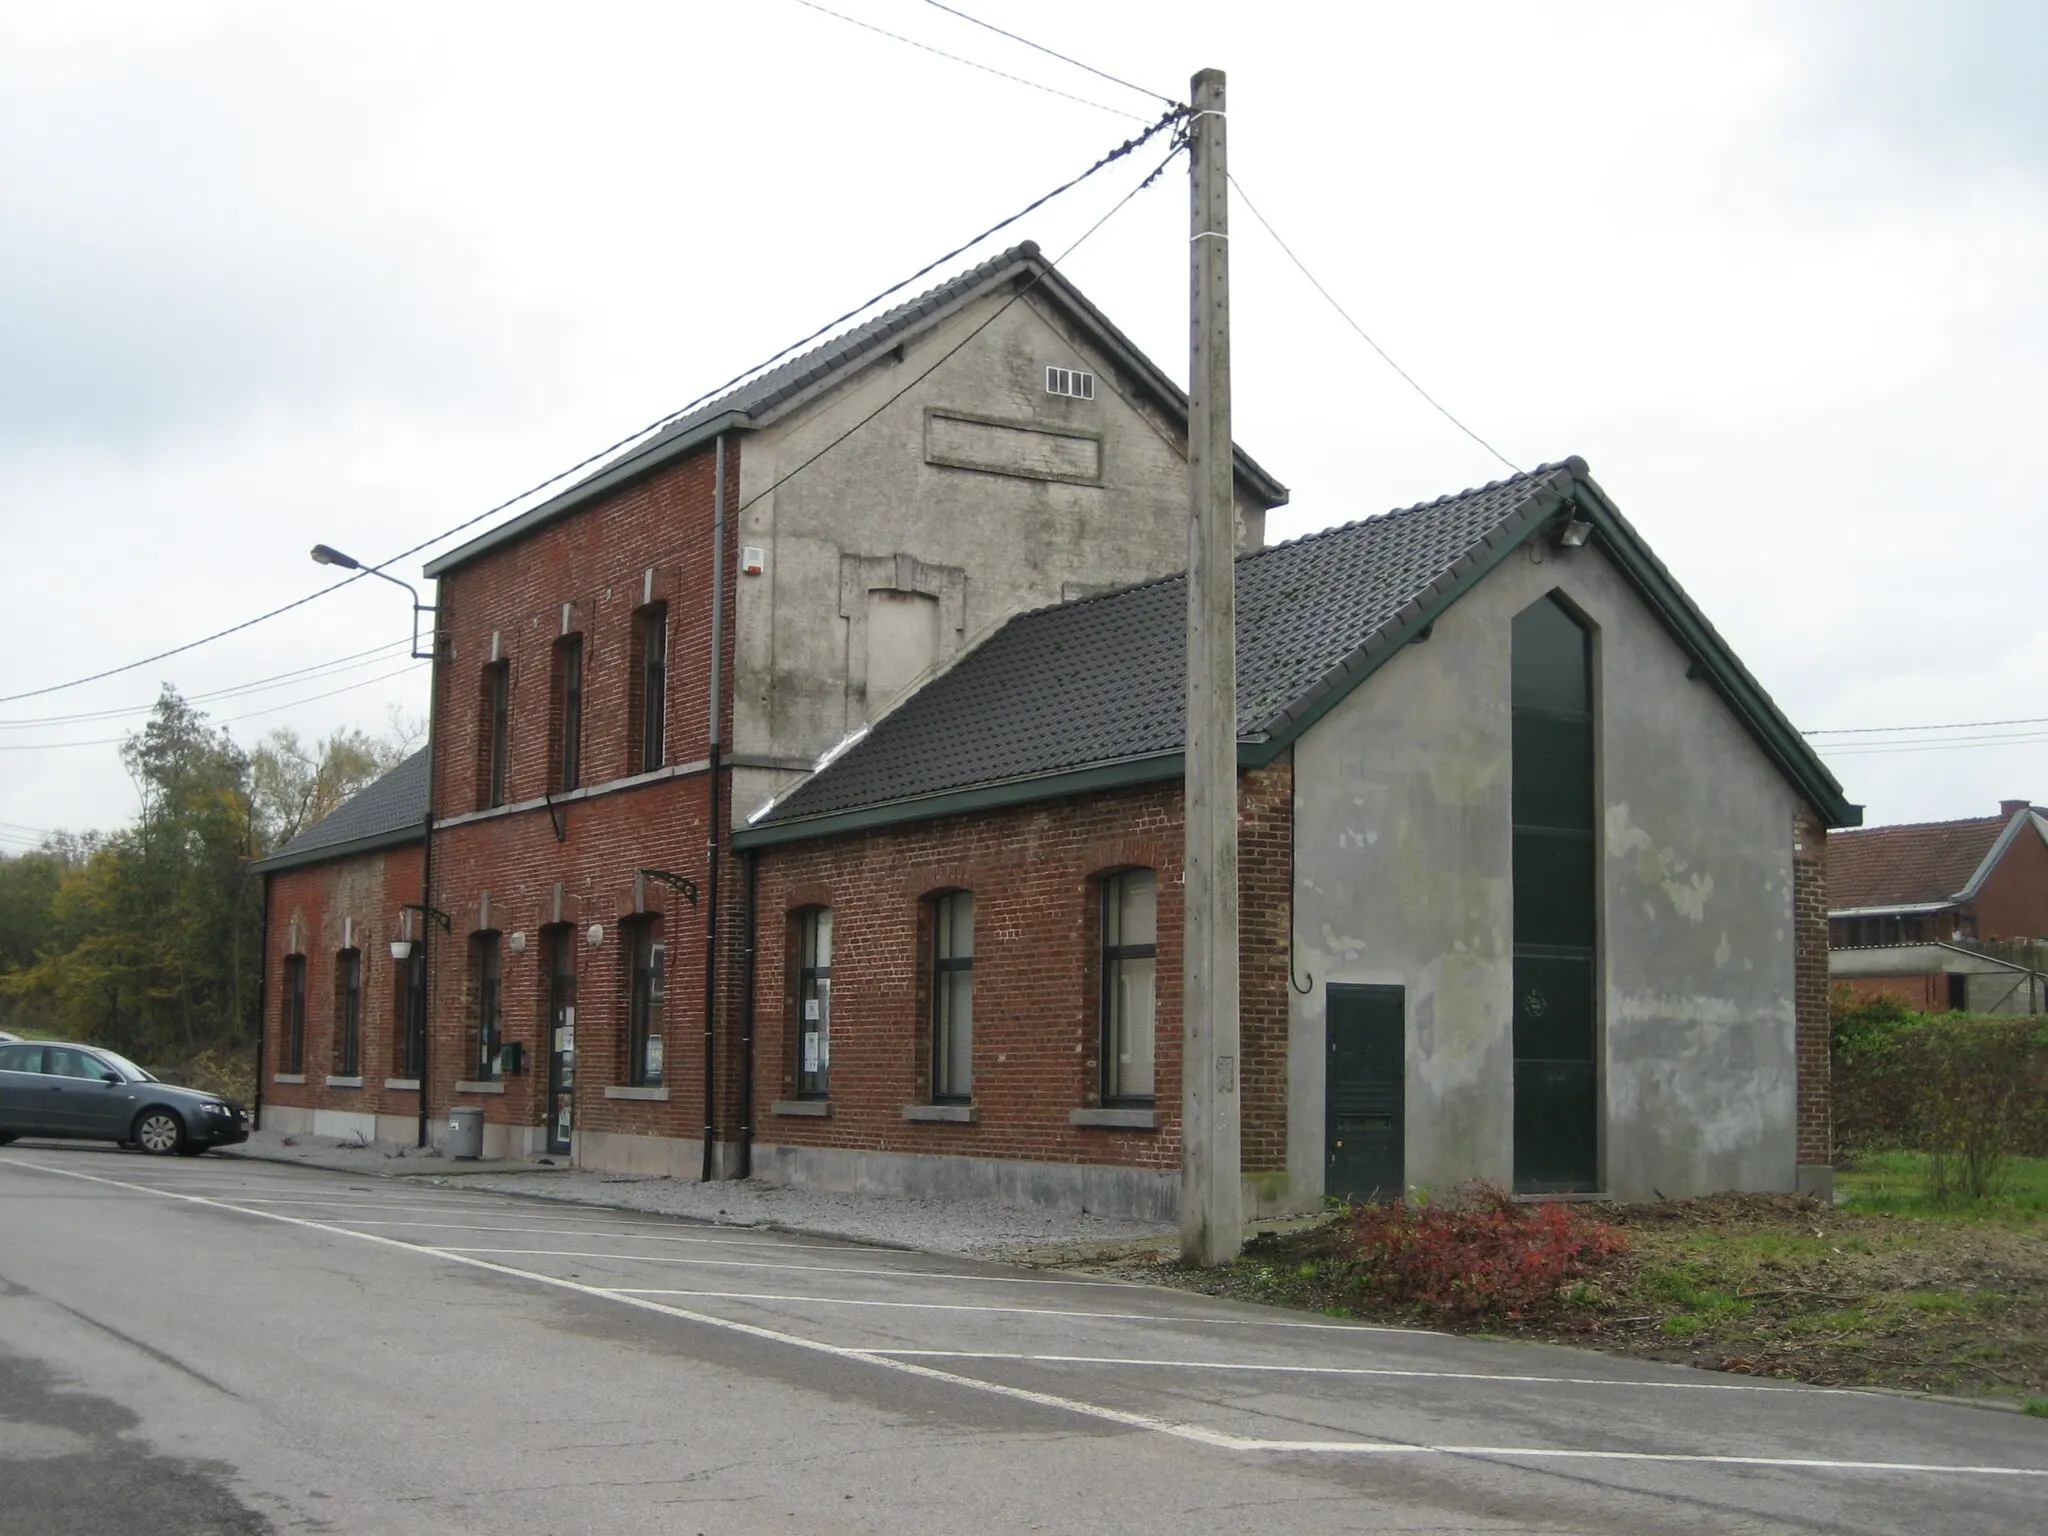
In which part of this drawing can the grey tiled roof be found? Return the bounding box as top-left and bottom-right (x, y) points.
(425, 241), (1287, 577)
(252, 748), (429, 871)
(762, 464), (1582, 827)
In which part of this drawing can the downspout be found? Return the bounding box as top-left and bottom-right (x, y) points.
(738, 846), (758, 1178)
(253, 870), (270, 1126)
(417, 578), (443, 1151)
(701, 432), (728, 1183)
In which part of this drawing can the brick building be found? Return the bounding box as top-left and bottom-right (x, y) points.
(255, 241), (1286, 1169)
(1828, 800), (2048, 1013)
(733, 460), (1858, 1214)
(257, 245), (1859, 1213)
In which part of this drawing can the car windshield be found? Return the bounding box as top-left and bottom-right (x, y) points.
(89, 1049), (157, 1084)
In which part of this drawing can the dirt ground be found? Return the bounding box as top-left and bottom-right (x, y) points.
(1067, 1194), (2048, 1404)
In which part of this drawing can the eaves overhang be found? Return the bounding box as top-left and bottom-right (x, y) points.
(249, 822), (425, 875)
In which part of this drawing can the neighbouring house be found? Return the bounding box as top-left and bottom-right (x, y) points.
(1828, 800), (2048, 1013)
(731, 458), (1857, 1215)
(254, 240), (1287, 1166)
(255, 245), (1860, 1214)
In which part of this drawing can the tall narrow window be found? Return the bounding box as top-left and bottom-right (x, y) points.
(1101, 871), (1157, 1103)
(628, 921), (666, 1086)
(334, 948), (362, 1077)
(796, 909), (833, 1099)
(931, 892), (974, 1102)
(1510, 595), (1598, 1194)
(396, 946), (427, 1078)
(482, 661), (511, 808)
(633, 605), (668, 774)
(553, 635), (584, 793)
(545, 926), (577, 1154)
(283, 954), (307, 1073)
(473, 933), (503, 1081)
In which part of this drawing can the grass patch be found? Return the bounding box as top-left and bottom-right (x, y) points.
(1839, 1152), (2048, 1223)
(2025, 1397), (2048, 1418)
(1080, 1189), (2048, 1402)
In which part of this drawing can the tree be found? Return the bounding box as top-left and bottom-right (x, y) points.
(251, 725), (408, 852)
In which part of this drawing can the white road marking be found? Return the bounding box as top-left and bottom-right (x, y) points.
(5, 1157), (2042, 1480)
(606, 1286), (1430, 1328)
(324, 1219), (889, 1252)
(871, 1350), (1867, 1396)
(435, 1247), (1146, 1289)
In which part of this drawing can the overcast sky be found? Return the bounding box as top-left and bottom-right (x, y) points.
(2, 0), (2043, 848)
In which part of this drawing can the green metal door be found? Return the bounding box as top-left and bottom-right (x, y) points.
(1325, 984), (1404, 1203)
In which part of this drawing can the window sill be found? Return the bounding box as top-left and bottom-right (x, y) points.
(902, 1103), (977, 1124)
(324, 1075), (365, 1090)
(772, 1099), (831, 1118)
(454, 1080), (506, 1095)
(384, 1078), (420, 1092)
(272, 1073), (306, 1085)
(1069, 1106), (1158, 1130)
(604, 1085), (669, 1102)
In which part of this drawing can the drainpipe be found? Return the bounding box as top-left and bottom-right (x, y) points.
(700, 432), (728, 1183)
(253, 870), (270, 1125)
(417, 580), (443, 1151)
(738, 845), (758, 1179)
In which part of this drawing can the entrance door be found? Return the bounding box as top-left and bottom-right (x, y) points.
(1325, 984), (1405, 1203)
(545, 929), (576, 1155)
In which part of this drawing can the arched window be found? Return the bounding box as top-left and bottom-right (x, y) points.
(1100, 871), (1157, 1104)
(795, 909), (833, 1099)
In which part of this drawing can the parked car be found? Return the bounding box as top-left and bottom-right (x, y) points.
(0, 1031), (18, 1044)
(0, 1041), (250, 1156)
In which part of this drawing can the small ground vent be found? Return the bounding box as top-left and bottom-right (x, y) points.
(1045, 366), (1095, 400)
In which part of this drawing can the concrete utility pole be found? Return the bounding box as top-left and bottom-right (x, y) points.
(1181, 66), (1243, 1267)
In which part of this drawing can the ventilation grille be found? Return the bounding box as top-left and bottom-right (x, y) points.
(1045, 365), (1095, 400)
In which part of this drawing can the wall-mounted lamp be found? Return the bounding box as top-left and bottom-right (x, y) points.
(311, 543), (440, 660)
(1555, 518), (1593, 549)
(389, 938), (415, 963)
(586, 923), (605, 949)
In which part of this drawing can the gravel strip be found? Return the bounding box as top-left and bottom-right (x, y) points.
(445, 1167), (1176, 1261)
(213, 1129), (1174, 1261)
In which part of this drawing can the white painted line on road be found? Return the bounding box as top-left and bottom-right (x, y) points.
(328, 1220), (889, 1252)
(436, 1247), (1146, 1289)
(6, 1158), (2042, 1481)
(871, 1350), (1867, 1396)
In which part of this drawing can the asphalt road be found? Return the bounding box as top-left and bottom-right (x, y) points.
(1, 1144), (2042, 1535)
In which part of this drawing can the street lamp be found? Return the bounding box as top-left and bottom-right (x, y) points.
(310, 544), (437, 660)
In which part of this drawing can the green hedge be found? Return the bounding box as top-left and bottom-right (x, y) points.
(1833, 996), (2048, 1192)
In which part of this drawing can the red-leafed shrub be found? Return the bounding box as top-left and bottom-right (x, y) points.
(1342, 1183), (1628, 1318)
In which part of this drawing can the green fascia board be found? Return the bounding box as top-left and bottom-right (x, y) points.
(424, 412), (751, 578)
(249, 822), (425, 875)
(732, 752), (1187, 849)
(1565, 471), (1860, 829)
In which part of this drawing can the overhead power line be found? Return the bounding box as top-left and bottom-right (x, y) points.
(792, 0), (1142, 119)
(0, 112), (1181, 709)
(0, 637), (412, 731)
(0, 663), (428, 752)
(919, 0), (1177, 106)
(1227, 172), (1522, 476)
(1806, 714), (2048, 737)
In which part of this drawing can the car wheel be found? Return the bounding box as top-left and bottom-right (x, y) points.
(133, 1109), (185, 1156)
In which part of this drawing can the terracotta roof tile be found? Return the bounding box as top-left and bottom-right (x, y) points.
(1827, 815), (2006, 912)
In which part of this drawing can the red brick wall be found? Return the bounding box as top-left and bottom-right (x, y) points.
(1794, 806), (1831, 1167)
(430, 439), (737, 817)
(1970, 815), (2048, 942)
(746, 761), (1293, 1175)
(418, 438), (742, 1148)
(263, 842), (424, 1121)
(1835, 973), (1944, 1012)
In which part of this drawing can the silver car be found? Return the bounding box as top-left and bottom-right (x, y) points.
(0, 1041), (250, 1156)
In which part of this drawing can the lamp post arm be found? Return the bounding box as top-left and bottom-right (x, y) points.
(360, 566), (438, 660)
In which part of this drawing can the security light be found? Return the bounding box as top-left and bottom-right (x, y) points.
(1557, 519), (1593, 549)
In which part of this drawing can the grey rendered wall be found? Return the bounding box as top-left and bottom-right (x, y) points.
(729, 287), (1267, 825)
(1288, 538), (1803, 1207)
